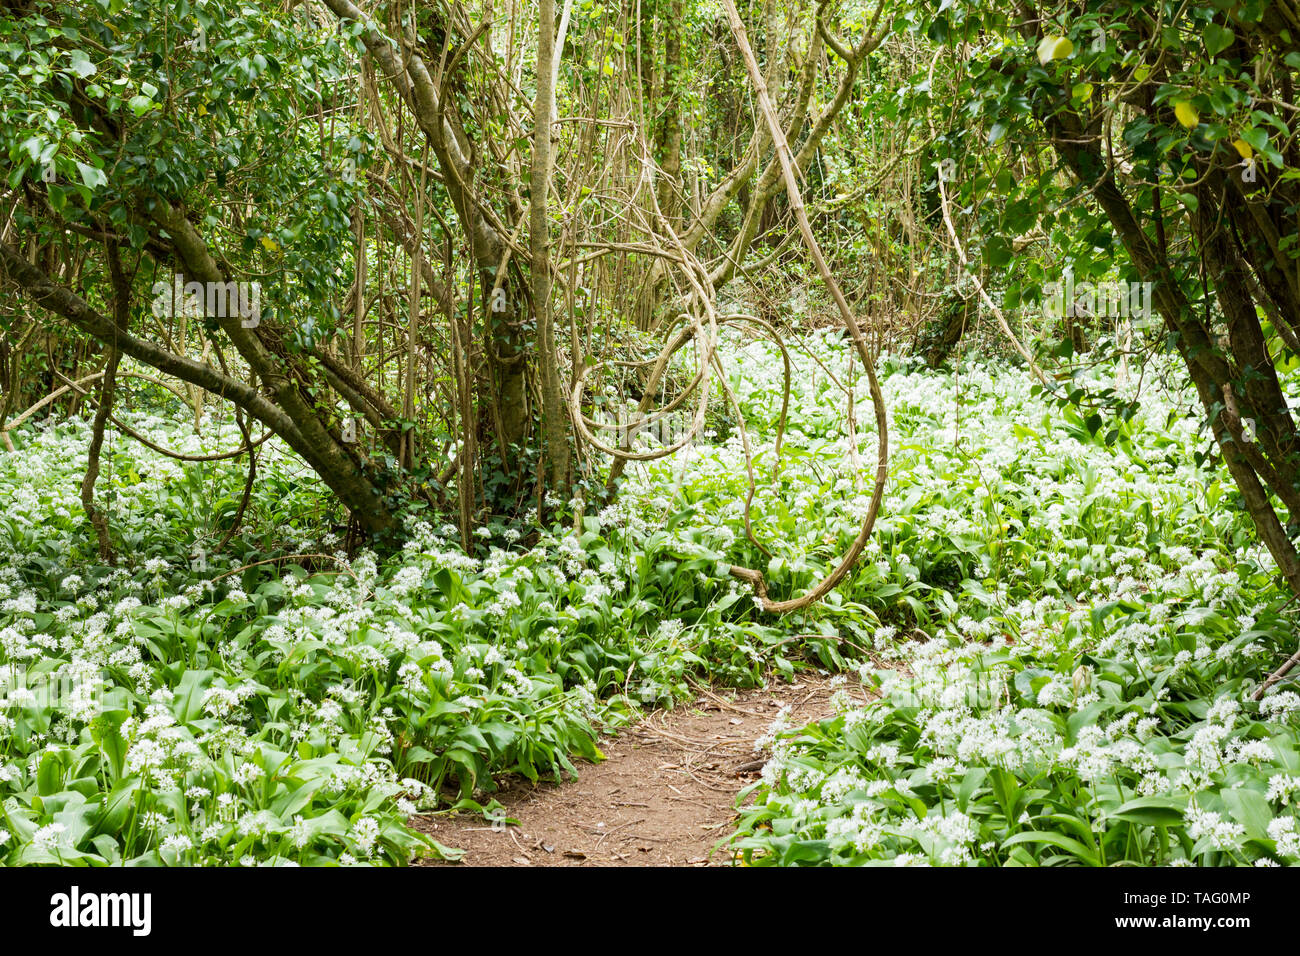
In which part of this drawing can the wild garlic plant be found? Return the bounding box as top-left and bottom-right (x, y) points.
(2, 329), (1298, 866)
(712, 331), (1300, 866)
(0, 390), (807, 865)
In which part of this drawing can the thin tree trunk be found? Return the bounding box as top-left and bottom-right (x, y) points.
(82, 241), (129, 561)
(403, 145), (429, 472)
(531, 0), (571, 495)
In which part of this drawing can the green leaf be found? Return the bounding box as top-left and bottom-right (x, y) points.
(1221, 789), (1272, 840)
(1203, 24), (1235, 57)
(76, 161), (106, 191)
(1002, 830), (1101, 864)
(1241, 127), (1270, 155)
(1113, 795), (1186, 827)
(984, 236), (1012, 268)
(172, 669), (215, 723)
(90, 710), (129, 779)
(37, 752), (65, 796)
(93, 778), (141, 836)
(68, 49), (97, 78)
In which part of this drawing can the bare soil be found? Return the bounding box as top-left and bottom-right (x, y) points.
(412, 673), (868, 867)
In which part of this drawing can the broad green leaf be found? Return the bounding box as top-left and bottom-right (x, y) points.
(1203, 24), (1235, 57)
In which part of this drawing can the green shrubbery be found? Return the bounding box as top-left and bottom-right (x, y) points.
(2, 330), (1298, 865)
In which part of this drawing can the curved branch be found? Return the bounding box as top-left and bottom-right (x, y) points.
(719, 0), (890, 616)
(0, 240), (307, 447)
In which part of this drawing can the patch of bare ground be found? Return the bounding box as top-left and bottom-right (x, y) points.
(411, 672), (873, 867)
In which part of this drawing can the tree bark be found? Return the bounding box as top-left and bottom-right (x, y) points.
(80, 240), (129, 561)
(530, 0), (572, 495)
(0, 239), (397, 534)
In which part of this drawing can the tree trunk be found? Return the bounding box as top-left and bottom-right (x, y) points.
(530, 0), (572, 496)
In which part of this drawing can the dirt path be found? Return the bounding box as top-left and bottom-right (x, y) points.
(413, 674), (866, 867)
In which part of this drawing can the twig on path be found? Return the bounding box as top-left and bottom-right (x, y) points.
(694, 687), (770, 717)
(594, 818), (645, 849)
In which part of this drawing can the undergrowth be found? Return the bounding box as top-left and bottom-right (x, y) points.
(1, 330), (1297, 865)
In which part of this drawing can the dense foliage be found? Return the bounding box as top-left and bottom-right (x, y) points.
(1, 333), (1298, 865)
(728, 337), (1300, 866)
(2, 0), (1299, 868)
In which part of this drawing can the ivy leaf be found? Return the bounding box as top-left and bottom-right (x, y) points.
(984, 236), (1012, 268)
(68, 49), (97, 78)
(75, 161), (106, 191)
(1203, 24), (1235, 57)
(1241, 127), (1269, 154)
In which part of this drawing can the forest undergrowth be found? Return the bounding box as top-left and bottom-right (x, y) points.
(2, 329), (1298, 866)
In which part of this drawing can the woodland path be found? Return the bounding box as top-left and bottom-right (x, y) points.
(413, 674), (868, 867)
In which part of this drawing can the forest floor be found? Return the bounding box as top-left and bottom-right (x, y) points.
(413, 673), (871, 866)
